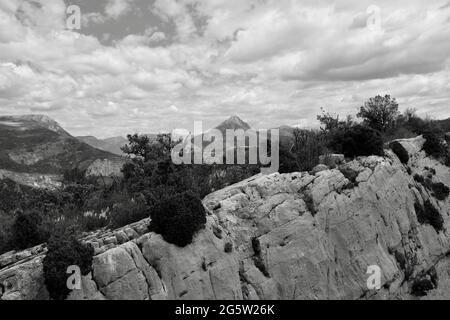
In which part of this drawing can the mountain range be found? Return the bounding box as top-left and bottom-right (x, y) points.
(77, 136), (129, 156)
(0, 115), (125, 188)
(78, 116), (287, 156)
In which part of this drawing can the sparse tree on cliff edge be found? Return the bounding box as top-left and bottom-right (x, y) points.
(357, 95), (399, 132)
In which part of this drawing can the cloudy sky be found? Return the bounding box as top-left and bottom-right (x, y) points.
(0, 0), (449, 137)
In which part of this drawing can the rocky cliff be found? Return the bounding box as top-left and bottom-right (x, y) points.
(1, 136), (450, 300)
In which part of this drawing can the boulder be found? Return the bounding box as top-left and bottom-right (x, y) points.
(319, 154), (345, 168)
(0, 252), (16, 269)
(114, 231), (129, 244)
(92, 242), (166, 300)
(311, 164), (329, 175)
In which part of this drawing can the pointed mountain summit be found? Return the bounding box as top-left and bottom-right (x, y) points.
(215, 115), (251, 134)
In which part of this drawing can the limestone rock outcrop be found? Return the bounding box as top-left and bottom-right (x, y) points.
(1, 136), (450, 300)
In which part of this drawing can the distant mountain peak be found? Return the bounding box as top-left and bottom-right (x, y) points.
(216, 115), (251, 132)
(5, 114), (66, 134)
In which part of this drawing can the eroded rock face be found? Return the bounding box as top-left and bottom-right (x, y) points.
(91, 242), (166, 300)
(85, 159), (125, 178)
(0, 169), (61, 190)
(1, 136), (450, 300)
(0, 255), (48, 300)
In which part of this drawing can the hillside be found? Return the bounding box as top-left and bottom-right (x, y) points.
(78, 135), (162, 156)
(0, 115), (125, 187)
(2, 135), (450, 300)
(437, 117), (450, 133)
(77, 136), (128, 156)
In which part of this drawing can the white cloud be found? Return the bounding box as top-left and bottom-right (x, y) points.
(149, 31), (166, 42)
(82, 12), (106, 27)
(105, 0), (133, 19)
(152, 0), (197, 41)
(0, 0), (449, 137)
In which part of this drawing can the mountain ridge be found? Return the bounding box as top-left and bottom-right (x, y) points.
(0, 114), (125, 188)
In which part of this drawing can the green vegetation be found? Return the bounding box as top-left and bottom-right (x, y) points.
(279, 96), (450, 174)
(390, 141), (410, 164)
(413, 174), (449, 201)
(11, 210), (49, 250)
(423, 129), (448, 160)
(0, 120), (118, 175)
(411, 268), (438, 297)
(224, 242), (233, 253)
(43, 230), (94, 300)
(357, 95), (399, 132)
(1, 94), (449, 256)
(327, 124), (384, 158)
(0, 129), (260, 254)
(148, 192), (207, 247)
(414, 200), (444, 232)
(430, 182), (450, 201)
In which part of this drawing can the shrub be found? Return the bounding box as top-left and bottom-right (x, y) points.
(390, 141), (409, 164)
(109, 198), (149, 229)
(292, 129), (327, 172)
(0, 232), (11, 255)
(224, 242), (233, 253)
(327, 125), (384, 158)
(63, 167), (87, 185)
(43, 231), (94, 300)
(148, 191), (207, 247)
(411, 268), (438, 297)
(82, 214), (109, 232)
(278, 144), (299, 174)
(11, 210), (49, 250)
(413, 174), (425, 184)
(414, 175), (449, 201)
(423, 130), (447, 159)
(0, 213), (14, 255)
(411, 277), (435, 297)
(414, 200), (444, 232)
(278, 129), (328, 174)
(431, 182), (450, 201)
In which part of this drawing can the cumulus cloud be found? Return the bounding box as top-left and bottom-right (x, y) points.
(0, 0), (449, 137)
(105, 0), (133, 19)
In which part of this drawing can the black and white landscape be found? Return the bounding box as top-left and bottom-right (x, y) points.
(1, 0), (450, 302)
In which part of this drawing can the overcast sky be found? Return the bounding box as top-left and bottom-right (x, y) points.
(0, 0), (449, 137)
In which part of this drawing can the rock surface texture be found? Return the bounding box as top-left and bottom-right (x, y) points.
(1, 136), (450, 300)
